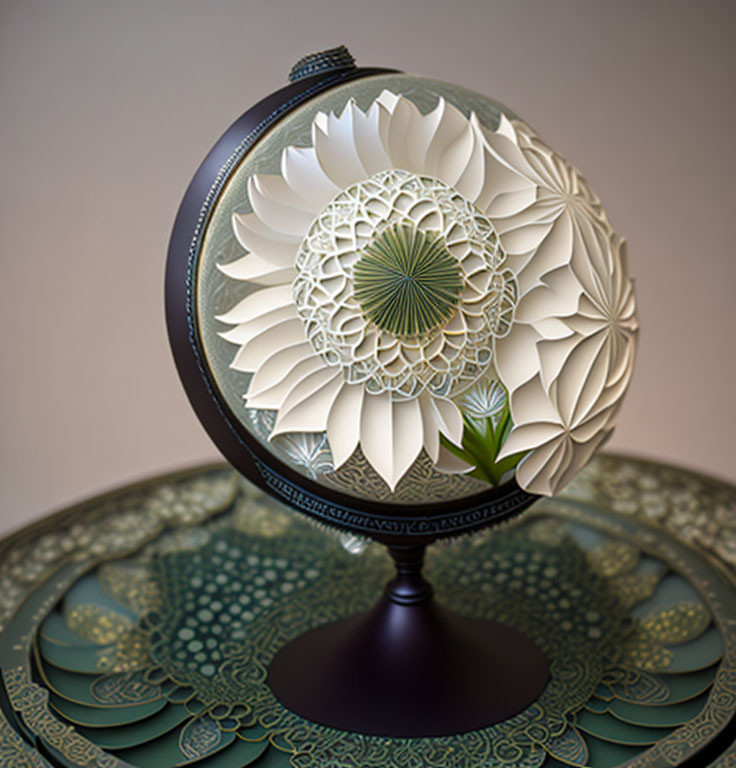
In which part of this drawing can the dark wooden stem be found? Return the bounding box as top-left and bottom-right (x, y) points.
(386, 544), (433, 605)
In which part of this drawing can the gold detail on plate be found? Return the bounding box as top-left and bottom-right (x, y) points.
(610, 571), (663, 611)
(620, 602), (712, 673)
(98, 628), (150, 674)
(621, 634), (675, 673)
(65, 606), (132, 646)
(231, 488), (294, 538)
(588, 455), (736, 569)
(632, 633), (736, 767)
(526, 516), (569, 546)
(641, 602), (712, 646)
(89, 670), (160, 706)
(0, 715), (48, 767)
(179, 714), (223, 760)
(0, 469), (236, 634)
(3, 667), (118, 768)
(98, 563), (162, 615)
(710, 749), (736, 767)
(588, 539), (640, 578)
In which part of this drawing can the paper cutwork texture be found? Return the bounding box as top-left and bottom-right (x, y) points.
(1, 455), (735, 768)
(212, 83), (637, 499)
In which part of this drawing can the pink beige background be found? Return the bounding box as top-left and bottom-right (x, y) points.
(1, 0), (735, 536)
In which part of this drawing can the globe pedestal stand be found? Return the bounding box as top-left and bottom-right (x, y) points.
(267, 543), (549, 737)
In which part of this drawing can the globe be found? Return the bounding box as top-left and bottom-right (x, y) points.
(165, 46), (638, 736)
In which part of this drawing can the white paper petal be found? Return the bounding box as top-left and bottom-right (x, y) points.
(495, 324), (542, 392)
(406, 97), (445, 173)
(514, 436), (566, 495)
(326, 383), (365, 469)
(215, 284), (294, 325)
(270, 369), (343, 437)
(246, 351), (326, 409)
(247, 342), (319, 398)
(571, 404), (617, 444)
(253, 173), (319, 216)
(536, 333), (582, 392)
(434, 445), (475, 474)
(217, 254), (296, 286)
(351, 99), (392, 175)
(517, 264), (581, 325)
(359, 392), (393, 487)
(248, 176), (314, 238)
(375, 89), (400, 112)
(388, 398), (424, 488)
(551, 429), (610, 494)
(517, 214), (576, 305)
(232, 212), (300, 268)
(509, 375), (562, 426)
(479, 113), (543, 183)
(483, 182), (538, 220)
(497, 420), (563, 460)
(230, 318), (306, 372)
(533, 317), (574, 340)
(384, 95), (417, 172)
(569, 217), (612, 301)
(498, 218), (554, 257)
(425, 394), (464, 445)
(281, 145), (340, 210)
(437, 121), (476, 187)
(218, 304), (298, 346)
(420, 401), (440, 463)
(452, 120), (487, 200)
(569, 336), (614, 426)
(423, 98), (470, 178)
(358, 394), (424, 490)
(313, 107), (369, 189)
(605, 333), (636, 391)
(555, 330), (608, 426)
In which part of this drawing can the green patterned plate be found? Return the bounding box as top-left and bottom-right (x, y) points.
(1, 455), (735, 768)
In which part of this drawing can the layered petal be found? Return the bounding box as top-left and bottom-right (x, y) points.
(215, 284), (295, 326)
(326, 383), (364, 469)
(270, 368), (343, 437)
(217, 253), (296, 286)
(280, 145), (340, 210)
(359, 393), (424, 490)
(232, 212), (300, 268)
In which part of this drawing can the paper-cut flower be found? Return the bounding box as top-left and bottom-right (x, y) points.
(217, 90), (637, 495)
(477, 121), (639, 495)
(497, 232), (638, 494)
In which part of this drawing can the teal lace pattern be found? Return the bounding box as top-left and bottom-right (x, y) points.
(0, 457), (734, 767)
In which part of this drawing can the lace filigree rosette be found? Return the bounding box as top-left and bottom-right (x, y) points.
(294, 170), (517, 399)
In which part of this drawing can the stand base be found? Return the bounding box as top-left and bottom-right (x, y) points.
(268, 593), (549, 737)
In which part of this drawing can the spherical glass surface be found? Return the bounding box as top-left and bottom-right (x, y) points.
(195, 73), (637, 506)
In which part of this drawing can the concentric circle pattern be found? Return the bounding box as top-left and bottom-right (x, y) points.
(353, 223), (462, 341)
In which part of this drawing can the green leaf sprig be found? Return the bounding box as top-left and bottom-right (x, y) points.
(440, 385), (527, 486)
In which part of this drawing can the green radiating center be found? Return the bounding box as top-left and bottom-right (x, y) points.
(353, 224), (462, 338)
